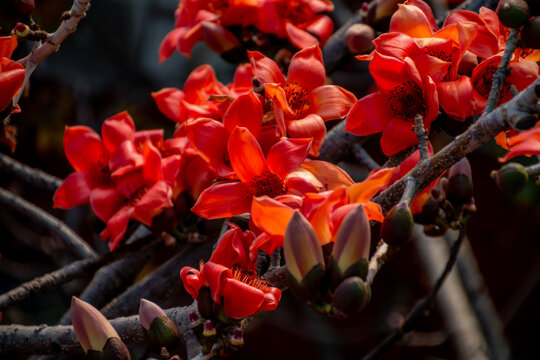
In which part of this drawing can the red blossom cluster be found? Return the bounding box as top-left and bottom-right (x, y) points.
(159, 0), (334, 60)
(346, 0), (539, 156)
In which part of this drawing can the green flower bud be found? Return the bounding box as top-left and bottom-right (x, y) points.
(344, 23), (375, 54)
(381, 201), (414, 248)
(284, 211), (326, 301)
(492, 162), (529, 194)
(329, 205), (370, 285)
(446, 158), (474, 206)
(332, 277), (371, 318)
(100, 337), (131, 360)
(522, 16), (540, 49)
(497, 0), (531, 28)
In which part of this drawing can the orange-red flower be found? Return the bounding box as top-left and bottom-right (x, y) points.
(498, 123), (540, 162)
(210, 223), (257, 269)
(346, 52), (438, 156)
(180, 261), (280, 319)
(159, 0), (261, 59)
(257, 0), (334, 49)
(191, 126), (312, 219)
(0, 35), (25, 112)
(249, 45), (356, 156)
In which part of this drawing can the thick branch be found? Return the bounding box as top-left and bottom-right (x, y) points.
(0, 235), (160, 311)
(0, 187), (96, 259)
(0, 303), (198, 357)
(374, 78), (540, 213)
(318, 119), (369, 163)
(0, 153), (61, 191)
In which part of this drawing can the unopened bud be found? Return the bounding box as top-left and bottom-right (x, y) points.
(446, 158), (474, 206)
(99, 337), (131, 360)
(381, 201), (414, 248)
(344, 23), (375, 54)
(71, 297), (126, 355)
(329, 205), (370, 286)
(284, 211), (326, 301)
(139, 299), (167, 331)
(332, 277), (371, 318)
(522, 17), (540, 49)
(497, 0), (530, 29)
(203, 320), (216, 337)
(492, 162), (529, 194)
(13, 22), (29, 37)
(413, 194), (441, 225)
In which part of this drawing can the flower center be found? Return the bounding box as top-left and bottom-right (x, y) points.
(250, 170), (286, 198)
(386, 81), (426, 120)
(473, 65), (512, 101)
(232, 265), (268, 290)
(284, 81), (310, 118)
(88, 158), (112, 188)
(278, 1), (312, 25)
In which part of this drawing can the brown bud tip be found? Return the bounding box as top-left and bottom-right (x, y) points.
(522, 17), (540, 49)
(381, 201), (414, 248)
(344, 23), (375, 54)
(100, 337), (131, 360)
(332, 277), (371, 318)
(494, 162), (529, 194)
(497, 0), (530, 29)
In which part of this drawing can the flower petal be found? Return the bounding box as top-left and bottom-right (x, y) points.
(223, 91), (263, 138)
(102, 205), (135, 251)
(248, 50), (286, 86)
(101, 111), (136, 155)
(286, 114), (326, 157)
(266, 138), (311, 179)
(287, 45), (326, 92)
(311, 85), (357, 121)
(191, 181), (252, 219)
(345, 92), (391, 136)
(222, 278), (265, 319)
(228, 127), (267, 182)
(63, 126), (106, 172)
(53, 172), (91, 209)
(180, 266), (203, 300)
(152, 88), (185, 123)
(90, 186), (125, 222)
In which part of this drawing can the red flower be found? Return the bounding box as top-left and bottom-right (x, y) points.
(180, 261), (281, 319)
(257, 0), (334, 49)
(0, 35), (25, 111)
(346, 52), (438, 156)
(159, 0), (261, 59)
(471, 54), (539, 111)
(152, 64), (253, 125)
(249, 45), (356, 156)
(209, 223), (257, 269)
(191, 126), (312, 219)
(498, 123), (540, 162)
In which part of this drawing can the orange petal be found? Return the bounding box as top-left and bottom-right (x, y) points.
(348, 167), (395, 203)
(228, 127), (267, 182)
(191, 181), (252, 219)
(251, 196), (295, 238)
(266, 137), (311, 179)
(223, 91), (263, 138)
(301, 160), (354, 190)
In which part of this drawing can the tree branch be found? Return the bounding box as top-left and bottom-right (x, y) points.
(0, 187), (96, 259)
(483, 29), (520, 115)
(0, 153), (62, 191)
(0, 235), (160, 311)
(374, 77), (540, 213)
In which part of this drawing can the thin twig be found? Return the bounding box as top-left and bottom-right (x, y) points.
(414, 114), (429, 161)
(0, 187), (96, 259)
(353, 143), (380, 171)
(483, 29), (521, 115)
(0, 235), (160, 311)
(374, 77), (540, 213)
(449, 234), (511, 360)
(0, 153), (62, 191)
(363, 224), (467, 360)
(365, 242), (389, 287)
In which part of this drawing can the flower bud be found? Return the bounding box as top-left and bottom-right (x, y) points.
(229, 327), (244, 347)
(329, 205), (370, 286)
(139, 299), (180, 351)
(197, 286), (214, 319)
(99, 337), (131, 360)
(332, 277), (371, 318)
(201, 320), (217, 354)
(344, 23), (375, 54)
(521, 16), (540, 49)
(492, 162), (529, 194)
(284, 211), (326, 301)
(71, 297), (127, 356)
(13, 22), (29, 37)
(381, 201), (414, 248)
(413, 194), (441, 225)
(446, 158), (474, 206)
(497, 0), (531, 29)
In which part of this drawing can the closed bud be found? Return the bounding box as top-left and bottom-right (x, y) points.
(521, 17), (540, 49)
(188, 311), (202, 329)
(284, 211), (326, 301)
(201, 320), (217, 354)
(344, 23), (375, 54)
(203, 320), (216, 337)
(197, 286), (214, 319)
(497, 0), (531, 28)
(413, 195), (441, 225)
(330, 205), (370, 286)
(229, 327), (244, 347)
(492, 162), (529, 194)
(139, 299), (180, 351)
(381, 201), (414, 248)
(446, 158), (474, 206)
(332, 277), (371, 318)
(71, 297), (127, 356)
(13, 22), (29, 37)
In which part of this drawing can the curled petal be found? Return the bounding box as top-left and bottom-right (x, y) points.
(251, 196), (295, 238)
(390, 3), (434, 38)
(311, 85), (357, 121)
(300, 160), (354, 189)
(152, 88), (185, 123)
(287, 45), (326, 92)
(180, 266), (203, 300)
(203, 262), (233, 304)
(102, 205), (135, 251)
(248, 50), (286, 86)
(101, 111), (136, 154)
(63, 126), (105, 172)
(221, 278), (265, 319)
(286, 115), (326, 157)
